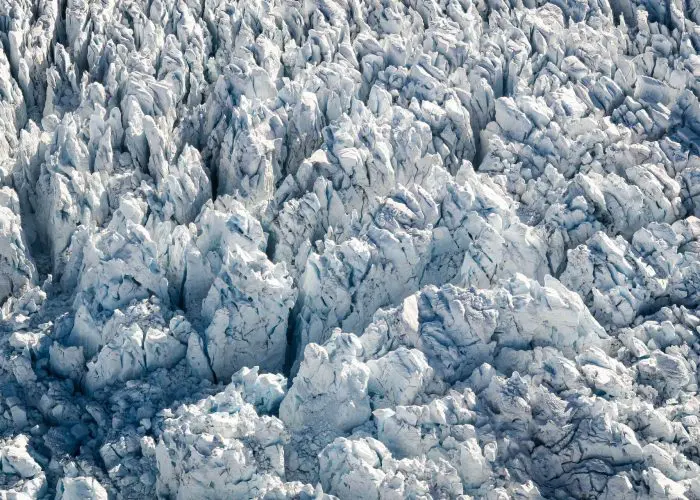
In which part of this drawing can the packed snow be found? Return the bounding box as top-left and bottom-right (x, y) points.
(1, 0), (700, 497)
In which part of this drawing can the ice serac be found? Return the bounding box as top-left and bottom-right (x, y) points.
(0, 188), (35, 305)
(55, 477), (108, 500)
(291, 163), (561, 372)
(561, 217), (700, 327)
(60, 297), (190, 394)
(281, 273), (608, 487)
(180, 196), (297, 381)
(199, 247), (295, 380)
(70, 197), (168, 315)
(318, 436), (465, 500)
(0, 434), (46, 498)
(154, 369), (316, 499)
(158, 145), (212, 225)
(32, 115), (109, 277)
(280, 334), (372, 481)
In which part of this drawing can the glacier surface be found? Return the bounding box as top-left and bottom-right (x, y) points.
(1, 0), (700, 497)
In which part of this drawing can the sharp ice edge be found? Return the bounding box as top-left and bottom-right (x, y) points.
(1, 0), (700, 497)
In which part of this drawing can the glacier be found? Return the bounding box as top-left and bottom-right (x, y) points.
(1, 0), (700, 497)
